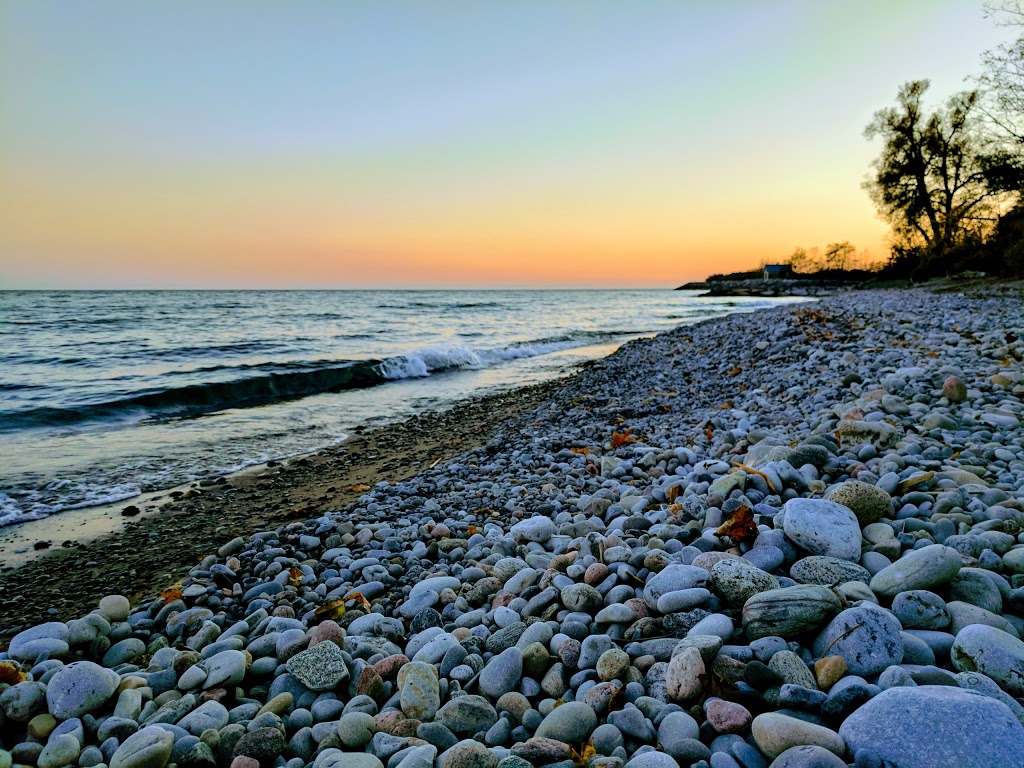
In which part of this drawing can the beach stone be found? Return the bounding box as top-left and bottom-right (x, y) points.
(535, 701), (597, 742)
(560, 583), (602, 612)
(705, 700), (751, 733)
(398, 661), (440, 720)
(337, 712), (376, 748)
(479, 647), (523, 699)
(46, 661), (119, 720)
(37, 734), (80, 768)
(789, 556), (871, 586)
(99, 595), (131, 622)
(109, 726), (175, 768)
(665, 646), (704, 701)
(782, 498), (861, 561)
(656, 588), (712, 613)
(951, 624), (1024, 695)
(0, 681), (47, 722)
(178, 700), (229, 735)
(769, 650), (817, 689)
(813, 656), (847, 690)
(751, 712), (844, 760)
(203, 649), (247, 689)
(769, 745), (846, 768)
(441, 740), (498, 768)
(7, 623), (70, 662)
(286, 639), (349, 691)
(233, 727), (286, 765)
(509, 517), (555, 544)
(891, 590), (950, 630)
(839, 685), (1024, 767)
(711, 558), (779, 604)
(813, 604), (904, 677)
(624, 753), (680, 768)
(742, 584), (843, 640)
(869, 544), (962, 596)
(943, 375), (968, 402)
(596, 648), (630, 681)
(643, 564), (711, 609)
(436, 695), (497, 734)
(825, 480), (891, 524)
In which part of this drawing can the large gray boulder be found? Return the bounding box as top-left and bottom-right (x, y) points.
(839, 685), (1024, 768)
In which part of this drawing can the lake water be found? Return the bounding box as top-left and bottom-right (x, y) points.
(0, 289), (802, 525)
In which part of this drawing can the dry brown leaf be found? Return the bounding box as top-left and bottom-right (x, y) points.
(467, 524), (478, 536)
(345, 590), (372, 611)
(288, 567), (303, 587)
(665, 485), (681, 504)
(159, 585), (184, 605)
(0, 661), (26, 685)
(715, 505), (758, 545)
(610, 429), (637, 448)
(727, 365), (742, 376)
(730, 462), (777, 493)
(704, 422), (714, 441)
(349, 484), (371, 492)
(895, 472), (934, 494)
(569, 447), (591, 455)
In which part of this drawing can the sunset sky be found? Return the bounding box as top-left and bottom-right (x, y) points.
(0, 2), (1015, 288)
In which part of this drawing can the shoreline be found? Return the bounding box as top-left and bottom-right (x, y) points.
(0, 377), (565, 633)
(2, 288), (1024, 766)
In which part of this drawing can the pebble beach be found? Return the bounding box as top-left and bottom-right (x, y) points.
(4, 288), (1024, 768)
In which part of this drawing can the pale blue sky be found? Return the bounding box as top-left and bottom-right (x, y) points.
(0, 1), (1015, 287)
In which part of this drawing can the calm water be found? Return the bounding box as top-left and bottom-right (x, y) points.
(0, 290), (801, 525)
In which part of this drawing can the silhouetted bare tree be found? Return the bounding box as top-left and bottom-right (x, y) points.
(864, 80), (1000, 269)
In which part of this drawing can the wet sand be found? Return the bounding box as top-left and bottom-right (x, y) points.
(0, 379), (563, 634)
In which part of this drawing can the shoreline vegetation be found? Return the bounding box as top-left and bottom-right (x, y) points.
(2, 288), (1024, 767)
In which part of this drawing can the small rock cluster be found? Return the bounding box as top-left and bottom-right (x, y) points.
(3, 290), (1024, 768)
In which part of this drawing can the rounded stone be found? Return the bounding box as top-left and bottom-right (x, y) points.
(46, 661), (120, 721)
(769, 745), (847, 768)
(711, 558), (780, 604)
(812, 604), (904, 677)
(782, 498), (862, 561)
(479, 647), (523, 700)
(869, 544), (962, 597)
(109, 726), (175, 768)
(789, 556), (871, 586)
(534, 701), (597, 743)
(742, 584), (844, 640)
(751, 712), (844, 760)
(951, 624), (1024, 696)
(825, 480), (891, 524)
(839, 685), (1024, 767)
(338, 712), (376, 748)
(99, 595), (131, 622)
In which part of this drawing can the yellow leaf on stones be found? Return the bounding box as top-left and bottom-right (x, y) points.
(666, 485), (681, 503)
(288, 567), (303, 587)
(349, 484), (371, 492)
(345, 591), (372, 611)
(467, 525), (478, 536)
(314, 600), (346, 622)
(895, 472), (934, 494)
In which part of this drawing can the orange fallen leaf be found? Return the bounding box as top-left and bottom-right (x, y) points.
(727, 365), (742, 376)
(715, 505), (758, 545)
(345, 590), (372, 611)
(610, 429), (636, 447)
(467, 524), (478, 536)
(0, 661), (26, 685)
(349, 484), (371, 492)
(569, 447), (591, 455)
(159, 585), (184, 604)
(288, 567), (303, 587)
(704, 422), (714, 441)
(665, 485), (681, 504)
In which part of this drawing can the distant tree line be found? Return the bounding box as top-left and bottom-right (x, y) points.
(767, 3), (1024, 282)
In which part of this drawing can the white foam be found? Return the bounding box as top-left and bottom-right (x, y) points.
(378, 339), (589, 380)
